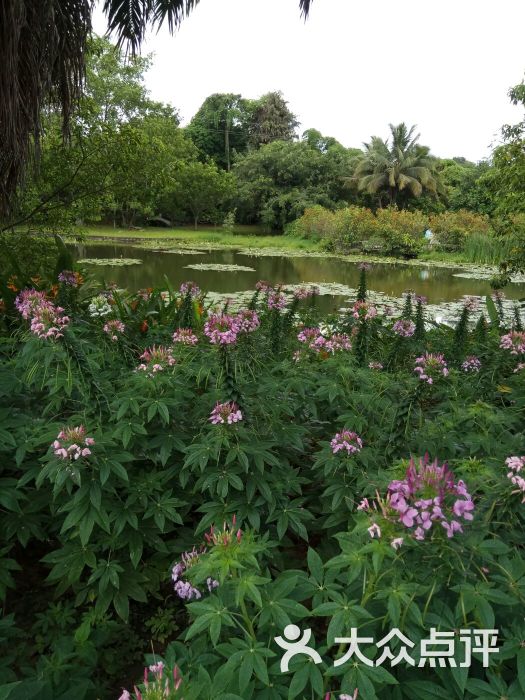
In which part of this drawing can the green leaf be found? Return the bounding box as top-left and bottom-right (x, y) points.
(485, 296), (499, 324)
(307, 548), (324, 583)
(114, 592), (130, 621)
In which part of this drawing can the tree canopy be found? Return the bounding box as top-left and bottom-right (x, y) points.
(0, 0), (313, 217)
(350, 123), (443, 208)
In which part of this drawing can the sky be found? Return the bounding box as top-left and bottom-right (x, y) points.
(93, 0), (525, 162)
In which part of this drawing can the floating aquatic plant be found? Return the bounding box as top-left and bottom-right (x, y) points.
(79, 258), (142, 266)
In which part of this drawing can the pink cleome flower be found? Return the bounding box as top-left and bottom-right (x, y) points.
(204, 313), (241, 344)
(368, 361), (383, 370)
(58, 270), (81, 287)
(179, 281), (201, 298)
(267, 291), (287, 310)
(136, 345), (176, 374)
(103, 319), (125, 342)
(53, 425), (95, 461)
(386, 455), (474, 541)
(30, 305), (69, 340)
(297, 327), (351, 355)
(392, 319), (416, 337)
(352, 300), (377, 321)
(505, 455), (525, 502)
(172, 328), (198, 345)
(293, 285), (319, 300)
(209, 401), (243, 425)
(235, 309), (260, 333)
(330, 430), (363, 455)
(414, 353), (449, 384)
(461, 356), (481, 373)
(15, 289), (70, 340)
(255, 280), (272, 293)
(15, 289), (50, 319)
(500, 331), (525, 356)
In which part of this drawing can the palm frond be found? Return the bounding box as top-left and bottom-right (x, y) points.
(0, 0), (91, 217)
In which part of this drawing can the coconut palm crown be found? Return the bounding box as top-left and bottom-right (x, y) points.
(351, 123), (443, 207)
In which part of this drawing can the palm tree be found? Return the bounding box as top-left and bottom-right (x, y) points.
(351, 123), (442, 207)
(0, 0), (313, 217)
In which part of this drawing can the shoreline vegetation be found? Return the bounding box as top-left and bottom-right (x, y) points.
(70, 225), (507, 273)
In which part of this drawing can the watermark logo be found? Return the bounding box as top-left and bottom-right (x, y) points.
(274, 624), (323, 672)
(274, 626), (499, 669)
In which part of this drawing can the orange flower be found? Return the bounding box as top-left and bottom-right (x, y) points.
(7, 276), (18, 292)
(140, 320), (149, 333)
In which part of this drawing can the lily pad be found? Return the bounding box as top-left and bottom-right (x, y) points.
(79, 258), (142, 266)
(184, 263), (256, 272)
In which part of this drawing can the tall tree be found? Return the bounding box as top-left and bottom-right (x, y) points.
(490, 79), (525, 216)
(0, 0), (313, 217)
(4, 37), (195, 232)
(248, 92), (299, 148)
(350, 123), (443, 208)
(170, 161), (235, 228)
(186, 94), (250, 170)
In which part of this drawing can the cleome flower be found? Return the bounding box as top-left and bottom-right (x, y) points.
(30, 304), (69, 340)
(88, 294), (112, 318)
(172, 328), (198, 345)
(103, 319), (125, 342)
(118, 662), (183, 699)
(267, 290), (287, 310)
(136, 345), (176, 374)
(255, 280), (272, 293)
(505, 455), (525, 502)
(58, 270), (83, 287)
(15, 289), (50, 319)
(414, 353), (449, 384)
(500, 331), (525, 356)
(53, 426), (95, 461)
(170, 519), (243, 602)
(352, 300), (377, 321)
(235, 309), (260, 333)
(368, 361), (383, 370)
(392, 319), (416, 337)
(204, 312), (240, 344)
(461, 355), (481, 373)
(293, 285), (319, 300)
(179, 281), (201, 298)
(297, 327), (351, 357)
(209, 401), (243, 425)
(330, 430), (363, 455)
(387, 455), (474, 542)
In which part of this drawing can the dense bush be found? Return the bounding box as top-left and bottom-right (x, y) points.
(288, 206), (426, 258)
(428, 210), (492, 252)
(0, 268), (525, 699)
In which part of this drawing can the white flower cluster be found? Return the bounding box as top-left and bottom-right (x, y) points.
(88, 294), (112, 318)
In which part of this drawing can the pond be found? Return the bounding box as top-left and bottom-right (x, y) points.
(72, 241), (525, 315)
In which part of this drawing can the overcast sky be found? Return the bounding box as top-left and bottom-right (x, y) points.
(93, 0), (524, 162)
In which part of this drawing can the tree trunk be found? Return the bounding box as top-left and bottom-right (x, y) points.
(194, 215), (198, 230)
(225, 121), (230, 172)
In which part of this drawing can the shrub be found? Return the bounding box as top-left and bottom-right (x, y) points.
(2, 270), (525, 699)
(286, 204), (336, 239)
(429, 210), (492, 252)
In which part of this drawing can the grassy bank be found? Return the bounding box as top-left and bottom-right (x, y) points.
(77, 224), (322, 252)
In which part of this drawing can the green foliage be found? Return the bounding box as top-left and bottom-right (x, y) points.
(350, 123), (444, 208)
(233, 140), (354, 230)
(1, 263), (525, 698)
(291, 205), (426, 258)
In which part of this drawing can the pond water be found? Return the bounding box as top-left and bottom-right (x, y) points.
(72, 242), (525, 314)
